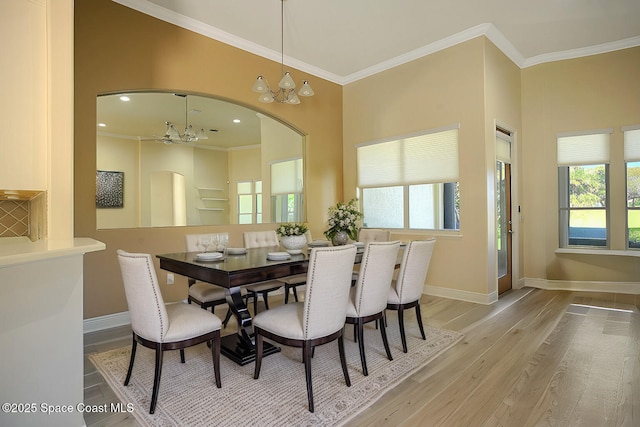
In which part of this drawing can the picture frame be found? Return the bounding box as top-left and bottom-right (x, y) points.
(96, 170), (124, 208)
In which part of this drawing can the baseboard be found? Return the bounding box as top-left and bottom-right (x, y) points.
(83, 311), (131, 334)
(524, 277), (640, 294)
(423, 285), (498, 305)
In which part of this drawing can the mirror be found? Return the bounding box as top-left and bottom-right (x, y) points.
(96, 92), (304, 229)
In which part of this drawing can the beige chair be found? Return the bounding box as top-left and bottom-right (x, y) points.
(253, 245), (357, 412)
(386, 239), (436, 352)
(358, 228), (391, 244)
(117, 250), (222, 414)
(278, 230), (312, 303)
(243, 230), (283, 314)
(185, 233), (234, 327)
(345, 241), (400, 376)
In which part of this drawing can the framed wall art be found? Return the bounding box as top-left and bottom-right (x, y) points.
(96, 170), (124, 208)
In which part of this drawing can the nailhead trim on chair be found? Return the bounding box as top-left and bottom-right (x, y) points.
(125, 252), (166, 342)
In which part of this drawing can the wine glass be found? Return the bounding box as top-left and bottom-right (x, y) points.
(200, 236), (212, 253)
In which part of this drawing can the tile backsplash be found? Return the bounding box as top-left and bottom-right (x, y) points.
(0, 192), (46, 241)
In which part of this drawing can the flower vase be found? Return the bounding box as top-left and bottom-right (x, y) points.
(280, 234), (308, 253)
(331, 231), (349, 246)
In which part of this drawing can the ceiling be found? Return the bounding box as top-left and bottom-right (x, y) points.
(114, 0), (640, 85)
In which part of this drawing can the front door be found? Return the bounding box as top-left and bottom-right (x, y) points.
(497, 161), (512, 294)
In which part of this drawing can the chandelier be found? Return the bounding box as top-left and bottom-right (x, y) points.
(163, 94), (208, 144)
(251, 0), (314, 104)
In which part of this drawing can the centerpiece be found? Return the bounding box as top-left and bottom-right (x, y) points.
(276, 222), (309, 253)
(323, 199), (364, 246)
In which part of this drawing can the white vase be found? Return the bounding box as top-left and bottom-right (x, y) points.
(280, 234), (307, 251)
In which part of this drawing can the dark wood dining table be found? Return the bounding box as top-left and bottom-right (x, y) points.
(157, 246), (313, 365)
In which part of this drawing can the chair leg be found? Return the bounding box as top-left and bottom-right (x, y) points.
(398, 308), (408, 353)
(262, 292), (270, 310)
(379, 315), (393, 361)
(221, 308), (232, 328)
(338, 334), (351, 387)
(180, 349), (185, 363)
(415, 303), (426, 340)
(253, 333), (263, 379)
(252, 293), (259, 315)
(303, 342), (314, 412)
(353, 323), (358, 342)
(292, 286), (299, 302)
(211, 333), (221, 388)
(150, 345), (164, 414)
(284, 285), (290, 304)
(357, 319), (368, 376)
(124, 335), (137, 386)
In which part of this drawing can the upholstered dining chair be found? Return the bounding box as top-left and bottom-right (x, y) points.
(253, 244), (357, 412)
(358, 228), (391, 244)
(278, 230), (312, 303)
(345, 240), (400, 376)
(116, 250), (222, 414)
(242, 230), (284, 314)
(184, 233), (234, 327)
(386, 238), (436, 353)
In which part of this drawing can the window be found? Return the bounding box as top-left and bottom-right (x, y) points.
(624, 127), (640, 248)
(271, 158), (304, 222)
(357, 125), (459, 230)
(557, 131), (611, 248)
(237, 181), (262, 224)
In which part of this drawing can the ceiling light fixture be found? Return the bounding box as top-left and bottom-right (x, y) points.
(252, 0), (314, 105)
(163, 94), (209, 144)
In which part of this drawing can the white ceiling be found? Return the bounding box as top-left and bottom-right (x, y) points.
(114, 0), (640, 85)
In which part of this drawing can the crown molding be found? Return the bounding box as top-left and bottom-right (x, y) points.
(113, 0), (640, 86)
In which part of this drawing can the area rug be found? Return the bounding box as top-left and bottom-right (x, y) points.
(89, 317), (463, 427)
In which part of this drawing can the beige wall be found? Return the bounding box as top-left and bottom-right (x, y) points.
(75, 0), (343, 318)
(344, 37), (513, 301)
(521, 47), (640, 282)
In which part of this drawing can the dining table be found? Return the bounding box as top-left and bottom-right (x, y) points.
(157, 246), (315, 365)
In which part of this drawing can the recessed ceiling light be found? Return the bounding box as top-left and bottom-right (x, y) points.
(233, 119), (241, 123)
(120, 96), (130, 102)
(98, 123), (106, 127)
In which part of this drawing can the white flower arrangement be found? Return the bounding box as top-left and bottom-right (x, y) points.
(276, 222), (309, 237)
(324, 199), (364, 241)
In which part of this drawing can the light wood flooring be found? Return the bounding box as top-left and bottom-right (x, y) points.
(84, 288), (639, 426)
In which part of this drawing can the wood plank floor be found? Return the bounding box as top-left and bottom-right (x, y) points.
(83, 288), (639, 426)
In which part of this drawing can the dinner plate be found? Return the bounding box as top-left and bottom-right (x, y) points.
(308, 240), (330, 247)
(195, 252), (223, 261)
(226, 247), (247, 255)
(353, 242), (365, 247)
(267, 251), (291, 261)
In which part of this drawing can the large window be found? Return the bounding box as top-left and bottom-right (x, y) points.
(357, 125), (459, 230)
(270, 158), (304, 222)
(557, 131), (610, 248)
(624, 127), (640, 248)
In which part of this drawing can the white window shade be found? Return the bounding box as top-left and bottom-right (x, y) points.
(557, 132), (610, 166)
(358, 127), (459, 187)
(496, 131), (512, 163)
(271, 158), (303, 195)
(623, 128), (640, 161)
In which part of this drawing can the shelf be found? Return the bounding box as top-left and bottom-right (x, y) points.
(197, 187), (225, 192)
(197, 207), (224, 211)
(201, 197), (228, 201)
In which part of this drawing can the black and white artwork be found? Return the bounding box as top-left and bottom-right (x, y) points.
(96, 170), (124, 208)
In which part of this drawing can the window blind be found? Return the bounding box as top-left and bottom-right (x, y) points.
(271, 158), (303, 195)
(623, 127), (640, 162)
(557, 131), (610, 166)
(496, 130), (512, 164)
(357, 127), (459, 187)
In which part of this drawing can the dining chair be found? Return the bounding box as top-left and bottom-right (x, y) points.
(242, 230), (284, 314)
(253, 244), (357, 412)
(345, 240), (400, 376)
(358, 228), (391, 244)
(278, 230), (312, 303)
(116, 250), (222, 414)
(185, 232), (234, 327)
(386, 238), (436, 352)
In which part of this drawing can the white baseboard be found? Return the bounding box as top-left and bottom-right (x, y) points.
(524, 277), (640, 294)
(83, 311), (131, 334)
(424, 285), (498, 305)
